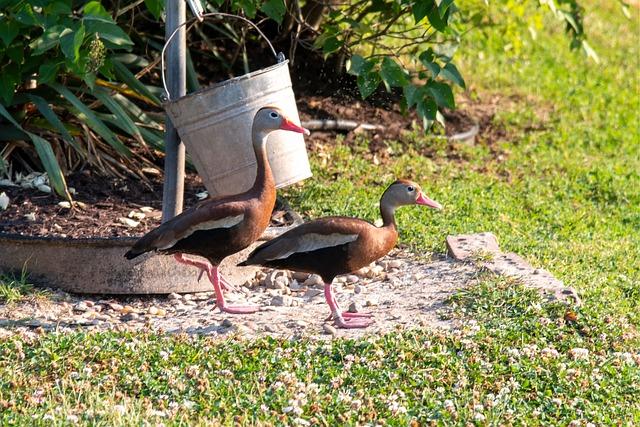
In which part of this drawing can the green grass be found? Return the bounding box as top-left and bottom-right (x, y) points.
(1, 1), (639, 424)
(0, 266), (38, 304)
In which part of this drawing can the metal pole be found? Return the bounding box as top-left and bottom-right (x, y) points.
(162, 0), (186, 222)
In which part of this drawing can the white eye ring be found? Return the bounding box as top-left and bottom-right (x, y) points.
(270, 112), (279, 118)
(407, 186), (415, 192)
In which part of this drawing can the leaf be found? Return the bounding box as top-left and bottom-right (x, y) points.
(144, 0), (164, 20)
(416, 96), (437, 129)
(112, 60), (161, 106)
(380, 57), (408, 87)
(582, 40), (600, 64)
(93, 87), (145, 147)
(413, 0), (435, 24)
(427, 5), (449, 32)
(237, 0), (258, 18)
(37, 62), (60, 84)
(60, 23), (85, 62)
(438, 0), (454, 17)
(83, 1), (112, 20)
(30, 25), (71, 56)
(0, 64), (19, 104)
(45, 1), (72, 15)
(403, 84), (422, 108)
(357, 72), (381, 99)
(427, 80), (455, 109)
(322, 36), (343, 56)
(0, 18), (20, 47)
(261, 0), (286, 24)
(84, 20), (133, 48)
(25, 94), (81, 152)
(440, 62), (465, 88)
(0, 104), (70, 200)
(48, 82), (131, 157)
(347, 54), (374, 76)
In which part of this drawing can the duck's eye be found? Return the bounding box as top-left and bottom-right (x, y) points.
(407, 186), (415, 192)
(270, 112), (279, 118)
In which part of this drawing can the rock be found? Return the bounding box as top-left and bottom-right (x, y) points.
(148, 306), (159, 315)
(121, 312), (139, 321)
(264, 324), (279, 333)
(221, 319), (233, 328)
(348, 302), (362, 313)
(156, 308), (166, 317)
(387, 259), (404, 269)
(24, 213), (36, 222)
(322, 324), (338, 336)
(365, 298), (378, 307)
(121, 305), (135, 314)
(271, 295), (293, 307)
(355, 267), (370, 278)
(292, 271), (309, 281)
(73, 302), (90, 312)
(57, 201), (72, 209)
(183, 294), (192, 301)
(354, 284), (364, 294)
(303, 289), (323, 299)
(184, 300), (197, 306)
(128, 211), (146, 221)
(168, 293), (182, 300)
(83, 300), (95, 307)
(346, 275), (359, 284)
(369, 265), (385, 278)
(274, 276), (289, 290)
(289, 280), (303, 291)
(139, 206), (155, 213)
(335, 276), (347, 284)
(303, 274), (324, 288)
(36, 184), (52, 193)
(446, 232), (501, 261)
(265, 271), (289, 289)
(118, 217), (139, 228)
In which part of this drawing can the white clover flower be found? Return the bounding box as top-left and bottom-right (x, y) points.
(541, 347), (559, 359)
(43, 414), (54, 421)
(183, 400), (195, 410)
(114, 404), (126, 415)
(568, 348), (589, 360)
(159, 351), (169, 360)
(337, 391), (352, 403)
(474, 413), (486, 422)
(66, 414), (79, 423)
(474, 404), (484, 412)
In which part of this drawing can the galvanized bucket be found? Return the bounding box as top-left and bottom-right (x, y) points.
(161, 13), (311, 197)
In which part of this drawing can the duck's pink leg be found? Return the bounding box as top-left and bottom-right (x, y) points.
(208, 266), (259, 314)
(324, 283), (374, 329)
(173, 253), (231, 290)
(323, 286), (373, 321)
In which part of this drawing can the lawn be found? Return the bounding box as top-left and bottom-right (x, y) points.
(1, 1), (638, 425)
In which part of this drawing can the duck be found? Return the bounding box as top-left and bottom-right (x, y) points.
(125, 106), (309, 314)
(239, 179), (442, 328)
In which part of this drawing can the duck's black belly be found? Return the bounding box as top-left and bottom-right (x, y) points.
(164, 226), (254, 265)
(261, 244), (353, 283)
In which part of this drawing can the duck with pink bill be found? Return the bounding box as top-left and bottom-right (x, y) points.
(239, 179), (442, 328)
(125, 106), (309, 314)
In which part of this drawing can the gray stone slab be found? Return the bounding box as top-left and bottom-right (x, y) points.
(446, 232), (581, 305)
(0, 232), (264, 295)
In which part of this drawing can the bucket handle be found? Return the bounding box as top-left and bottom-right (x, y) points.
(161, 12), (283, 102)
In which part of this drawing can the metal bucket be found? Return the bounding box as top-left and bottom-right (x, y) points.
(161, 13), (311, 197)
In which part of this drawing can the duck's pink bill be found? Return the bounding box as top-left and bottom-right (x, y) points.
(280, 117), (310, 135)
(416, 192), (443, 209)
